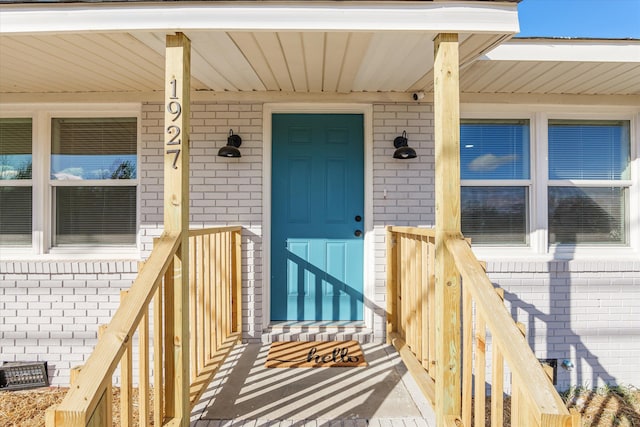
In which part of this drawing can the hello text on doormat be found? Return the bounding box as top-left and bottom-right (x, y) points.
(265, 340), (367, 368)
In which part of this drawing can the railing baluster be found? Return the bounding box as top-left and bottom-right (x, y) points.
(397, 234), (403, 339)
(96, 324), (112, 427)
(204, 234), (212, 362)
(474, 313), (486, 427)
(491, 343), (504, 427)
(414, 236), (423, 366)
(196, 234), (206, 375)
(512, 320), (527, 427)
(139, 307), (150, 427)
(427, 236), (436, 377)
(153, 280), (164, 427)
(232, 229), (243, 333)
(420, 236), (430, 371)
(511, 379), (520, 427)
(189, 236), (197, 382)
(414, 236), (422, 356)
(223, 231), (230, 337)
(215, 232), (223, 350)
(404, 237), (416, 353)
(405, 235), (412, 351)
(461, 287), (472, 427)
(386, 227), (397, 342)
(491, 289), (505, 427)
(164, 258), (176, 419)
(119, 290), (133, 427)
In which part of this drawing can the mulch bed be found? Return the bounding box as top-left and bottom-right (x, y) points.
(1, 385), (639, 426)
(0, 386), (152, 427)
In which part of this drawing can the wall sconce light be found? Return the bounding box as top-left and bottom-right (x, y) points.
(218, 129), (242, 158)
(393, 130), (417, 159)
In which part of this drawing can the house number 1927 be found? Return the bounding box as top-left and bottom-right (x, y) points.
(166, 78), (181, 169)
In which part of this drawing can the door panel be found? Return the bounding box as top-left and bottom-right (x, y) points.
(271, 114), (364, 321)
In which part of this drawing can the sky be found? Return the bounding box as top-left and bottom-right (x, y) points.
(517, 0), (640, 39)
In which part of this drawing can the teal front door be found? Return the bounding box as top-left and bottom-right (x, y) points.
(271, 114), (364, 321)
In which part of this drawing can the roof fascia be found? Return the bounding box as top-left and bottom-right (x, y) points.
(0, 1), (519, 35)
(482, 39), (640, 63)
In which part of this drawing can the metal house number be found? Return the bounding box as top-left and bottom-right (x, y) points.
(166, 78), (182, 169)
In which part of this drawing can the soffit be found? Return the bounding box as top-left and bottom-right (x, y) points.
(0, 1), (518, 96)
(461, 39), (640, 96)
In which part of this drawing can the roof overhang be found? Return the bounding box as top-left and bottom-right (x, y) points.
(0, 1), (520, 100)
(0, 2), (520, 34)
(461, 38), (640, 101)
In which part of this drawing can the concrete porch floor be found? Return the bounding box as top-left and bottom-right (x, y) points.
(190, 342), (437, 427)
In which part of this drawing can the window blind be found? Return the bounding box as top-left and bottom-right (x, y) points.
(548, 120), (630, 180)
(54, 186), (136, 245)
(51, 117), (137, 180)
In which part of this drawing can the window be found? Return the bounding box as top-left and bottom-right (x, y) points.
(460, 111), (635, 252)
(0, 109), (139, 257)
(0, 118), (32, 246)
(51, 118), (137, 246)
(547, 120), (630, 245)
(460, 119), (530, 245)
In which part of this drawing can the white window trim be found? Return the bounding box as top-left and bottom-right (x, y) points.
(462, 104), (640, 262)
(0, 103), (141, 260)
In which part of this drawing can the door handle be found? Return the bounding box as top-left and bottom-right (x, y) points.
(354, 230), (362, 237)
(355, 215), (362, 222)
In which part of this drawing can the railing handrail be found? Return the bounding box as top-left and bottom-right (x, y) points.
(445, 236), (569, 419)
(386, 226), (436, 238)
(189, 225), (242, 237)
(52, 231), (181, 422)
(49, 225), (244, 425)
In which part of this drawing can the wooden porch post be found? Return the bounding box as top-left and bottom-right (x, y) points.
(164, 32), (191, 427)
(433, 33), (462, 426)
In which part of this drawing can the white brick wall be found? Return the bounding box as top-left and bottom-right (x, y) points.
(371, 103), (435, 340)
(1, 100), (639, 392)
(0, 261), (136, 386)
(140, 102), (265, 341)
(485, 259), (640, 391)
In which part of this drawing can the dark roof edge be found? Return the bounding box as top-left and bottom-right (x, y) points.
(514, 36), (640, 42)
(0, 0), (524, 3)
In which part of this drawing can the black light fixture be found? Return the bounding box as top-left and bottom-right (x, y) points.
(393, 130), (417, 159)
(218, 129), (242, 158)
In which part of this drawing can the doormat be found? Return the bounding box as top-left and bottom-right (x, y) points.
(265, 340), (367, 368)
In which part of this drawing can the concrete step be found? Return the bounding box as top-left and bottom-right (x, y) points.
(262, 321), (376, 344)
(191, 418), (433, 427)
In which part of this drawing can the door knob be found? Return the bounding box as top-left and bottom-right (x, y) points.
(354, 230), (362, 237)
(355, 215), (362, 222)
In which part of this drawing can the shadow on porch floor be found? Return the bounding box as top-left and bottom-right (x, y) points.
(190, 342), (437, 427)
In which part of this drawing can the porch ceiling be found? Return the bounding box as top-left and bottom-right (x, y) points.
(0, 31), (509, 95)
(0, 1), (519, 98)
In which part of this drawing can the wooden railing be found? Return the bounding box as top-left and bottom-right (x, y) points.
(46, 226), (243, 427)
(386, 226), (580, 427)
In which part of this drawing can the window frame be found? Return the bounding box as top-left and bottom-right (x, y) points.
(462, 105), (640, 260)
(0, 104), (141, 259)
(0, 113), (36, 252)
(460, 117), (534, 247)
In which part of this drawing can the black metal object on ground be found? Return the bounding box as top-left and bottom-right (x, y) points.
(0, 361), (49, 391)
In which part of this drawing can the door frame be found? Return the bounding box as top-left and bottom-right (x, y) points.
(262, 103), (374, 330)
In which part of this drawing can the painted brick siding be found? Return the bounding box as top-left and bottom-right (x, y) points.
(140, 102), (265, 342)
(0, 261), (137, 386)
(2, 101), (639, 392)
(372, 103), (435, 340)
(486, 260), (640, 391)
